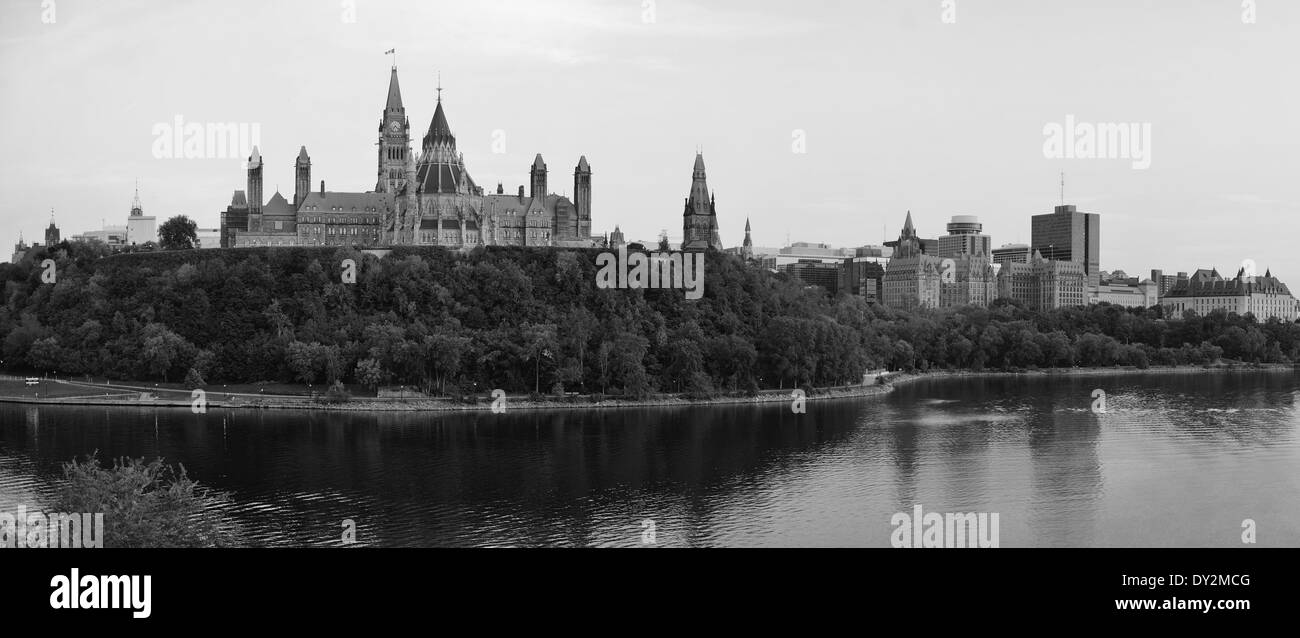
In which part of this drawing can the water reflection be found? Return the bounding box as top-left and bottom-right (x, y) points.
(0, 371), (1296, 547)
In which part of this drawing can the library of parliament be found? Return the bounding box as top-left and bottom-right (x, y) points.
(221, 67), (594, 249)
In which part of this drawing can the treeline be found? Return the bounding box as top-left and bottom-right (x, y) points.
(2, 241), (1299, 398)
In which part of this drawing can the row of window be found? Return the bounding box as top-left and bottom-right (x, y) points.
(301, 208), (382, 215)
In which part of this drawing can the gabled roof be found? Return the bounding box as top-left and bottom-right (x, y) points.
(263, 191), (295, 217)
(297, 191), (395, 213)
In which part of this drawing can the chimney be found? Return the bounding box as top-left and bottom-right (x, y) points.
(320, 180), (325, 196)
(518, 185), (525, 202)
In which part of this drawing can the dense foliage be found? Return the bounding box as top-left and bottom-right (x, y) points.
(2, 241), (1298, 397)
(157, 215), (198, 250)
(55, 453), (241, 548)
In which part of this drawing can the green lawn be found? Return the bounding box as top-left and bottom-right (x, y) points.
(0, 379), (137, 400)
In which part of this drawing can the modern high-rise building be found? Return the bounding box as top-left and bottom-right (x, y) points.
(992, 243), (1030, 266)
(997, 249), (1088, 310)
(1031, 204), (1100, 288)
(1161, 268), (1299, 321)
(841, 258), (886, 301)
(937, 215), (991, 258)
(784, 261), (843, 294)
(1149, 269), (1183, 297)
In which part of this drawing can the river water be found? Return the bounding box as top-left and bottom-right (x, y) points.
(1, 371), (1296, 547)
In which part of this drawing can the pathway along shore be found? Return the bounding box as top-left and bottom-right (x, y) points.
(1, 364), (1294, 413)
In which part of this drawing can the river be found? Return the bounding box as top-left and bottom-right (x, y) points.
(1, 371), (1296, 547)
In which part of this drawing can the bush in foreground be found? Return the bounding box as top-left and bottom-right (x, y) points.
(53, 453), (243, 548)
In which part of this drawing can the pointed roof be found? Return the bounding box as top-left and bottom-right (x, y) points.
(263, 191), (294, 216)
(745, 217), (751, 232)
(533, 153), (546, 169)
(248, 146), (261, 169)
(577, 155), (590, 171)
(385, 67), (404, 111)
(297, 146), (310, 161)
(130, 181), (143, 216)
(428, 101), (451, 138)
(693, 152), (706, 172)
(902, 210), (915, 234)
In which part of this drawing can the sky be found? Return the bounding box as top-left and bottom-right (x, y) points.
(1, 0), (1298, 280)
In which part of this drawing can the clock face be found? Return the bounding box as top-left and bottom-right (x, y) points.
(389, 121), (402, 134)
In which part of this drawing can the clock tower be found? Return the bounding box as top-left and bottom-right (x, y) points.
(376, 66), (411, 193)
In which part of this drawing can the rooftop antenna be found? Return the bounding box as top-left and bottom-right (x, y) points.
(1060, 171), (1065, 205)
(436, 72), (443, 103)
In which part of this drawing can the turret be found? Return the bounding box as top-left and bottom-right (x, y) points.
(530, 154), (548, 199)
(295, 146), (311, 209)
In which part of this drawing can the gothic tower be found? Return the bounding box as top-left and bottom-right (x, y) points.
(896, 210), (922, 258)
(530, 154), (548, 199)
(742, 217), (753, 259)
(247, 146), (263, 231)
(295, 146), (311, 209)
(376, 66), (411, 193)
(682, 152), (722, 251)
(401, 149), (420, 245)
(574, 156), (592, 239)
(45, 211), (60, 245)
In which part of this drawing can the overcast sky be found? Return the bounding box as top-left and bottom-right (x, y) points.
(2, 0), (1297, 279)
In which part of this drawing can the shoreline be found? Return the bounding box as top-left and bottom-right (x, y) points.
(1, 363), (1294, 413)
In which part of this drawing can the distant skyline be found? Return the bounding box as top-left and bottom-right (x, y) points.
(2, 0), (1298, 278)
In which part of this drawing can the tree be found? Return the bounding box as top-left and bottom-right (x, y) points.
(158, 215), (198, 250)
(521, 322), (558, 394)
(54, 453), (242, 547)
(183, 367), (206, 390)
(140, 323), (192, 382)
(355, 358), (384, 391)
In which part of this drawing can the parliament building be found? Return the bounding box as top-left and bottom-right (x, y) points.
(221, 67), (594, 249)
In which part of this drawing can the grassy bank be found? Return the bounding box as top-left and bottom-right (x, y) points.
(4, 362), (1294, 413)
